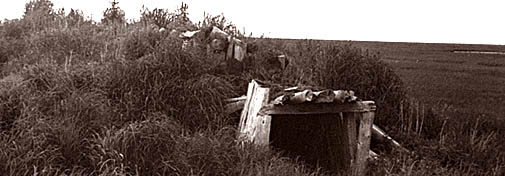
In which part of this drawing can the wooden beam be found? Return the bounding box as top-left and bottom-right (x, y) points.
(224, 100), (246, 114)
(260, 101), (376, 115)
(225, 95), (247, 102)
(344, 112), (357, 170)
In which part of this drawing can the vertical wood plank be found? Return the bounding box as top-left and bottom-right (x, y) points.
(238, 81), (256, 133)
(330, 113), (352, 172)
(253, 113), (272, 145)
(344, 112), (357, 172)
(354, 111), (375, 176)
(238, 80), (271, 146)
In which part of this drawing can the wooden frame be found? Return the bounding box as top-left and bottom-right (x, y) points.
(238, 80), (376, 176)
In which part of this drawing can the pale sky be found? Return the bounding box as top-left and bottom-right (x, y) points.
(1, 0), (504, 45)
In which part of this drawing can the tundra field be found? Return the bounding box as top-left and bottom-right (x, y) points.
(347, 41), (505, 120)
(1, 1), (505, 175)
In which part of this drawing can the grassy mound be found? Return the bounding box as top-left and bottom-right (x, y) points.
(1, 1), (504, 174)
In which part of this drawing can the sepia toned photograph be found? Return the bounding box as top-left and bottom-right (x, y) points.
(0, 0), (504, 175)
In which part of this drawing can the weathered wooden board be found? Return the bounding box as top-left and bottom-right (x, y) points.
(224, 100), (246, 114)
(353, 111), (375, 176)
(344, 112), (358, 170)
(260, 101), (376, 115)
(238, 80), (271, 146)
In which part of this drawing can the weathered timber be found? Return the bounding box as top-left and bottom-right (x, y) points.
(238, 80), (271, 146)
(260, 100), (376, 115)
(224, 95), (247, 102)
(353, 111), (374, 176)
(344, 112), (358, 169)
(224, 100), (246, 114)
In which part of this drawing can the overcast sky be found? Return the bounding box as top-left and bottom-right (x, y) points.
(1, 0), (504, 45)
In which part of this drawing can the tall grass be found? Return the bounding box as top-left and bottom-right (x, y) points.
(1, 1), (505, 175)
(368, 98), (505, 175)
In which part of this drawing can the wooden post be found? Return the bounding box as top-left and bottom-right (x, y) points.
(344, 112), (358, 171)
(238, 80), (271, 146)
(353, 111), (375, 176)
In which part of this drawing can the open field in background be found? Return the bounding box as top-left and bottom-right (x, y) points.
(375, 42), (505, 120)
(336, 41), (505, 120)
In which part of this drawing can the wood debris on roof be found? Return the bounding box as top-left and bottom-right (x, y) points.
(271, 86), (358, 105)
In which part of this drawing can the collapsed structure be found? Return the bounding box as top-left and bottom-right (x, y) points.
(175, 26), (289, 73)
